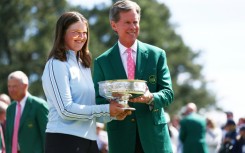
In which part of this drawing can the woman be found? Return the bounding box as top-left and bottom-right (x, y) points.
(206, 117), (223, 153)
(42, 11), (129, 153)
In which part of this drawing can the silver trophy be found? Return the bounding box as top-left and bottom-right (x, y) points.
(98, 79), (147, 110)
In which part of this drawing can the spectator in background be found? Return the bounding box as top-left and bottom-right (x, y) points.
(179, 102), (208, 153)
(232, 125), (245, 153)
(0, 101), (8, 153)
(218, 120), (237, 153)
(165, 112), (179, 153)
(225, 111), (234, 121)
(237, 117), (245, 133)
(0, 94), (11, 106)
(171, 115), (183, 153)
(0, 101), (8, 124)
(5, 71), (49, 153)
(171, 115), (181, 130)
(221, 111), (235, 148)
(96, 122), (108, 153)
(206, 117), (223, 153)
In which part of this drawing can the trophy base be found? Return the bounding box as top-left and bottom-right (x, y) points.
(122, 107), (136, 111)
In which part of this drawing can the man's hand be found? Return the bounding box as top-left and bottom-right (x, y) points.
(129, 87), (153, 104)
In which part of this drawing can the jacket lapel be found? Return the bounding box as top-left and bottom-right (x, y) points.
(135, 41), (148, 80)
(19, 96), (31, 131)
(8, 103), (16, 137)
(108, 41), (149, 80)
(109, 43), (127, 79)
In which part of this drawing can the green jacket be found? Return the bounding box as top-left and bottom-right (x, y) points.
(93, 41), (174, 153)
(5, 94), (48, 153)
(179, 112), (209, 153)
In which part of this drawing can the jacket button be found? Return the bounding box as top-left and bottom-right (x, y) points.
(131, 119), (135, 122)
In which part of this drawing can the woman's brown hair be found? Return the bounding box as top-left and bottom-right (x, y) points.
(48, 11), (91, 68)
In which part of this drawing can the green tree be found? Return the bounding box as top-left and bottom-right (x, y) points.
(0, 0), (68, 96)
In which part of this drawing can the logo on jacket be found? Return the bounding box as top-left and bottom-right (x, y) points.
(28, 123), (33, 128)
(149, 75), (156, 84)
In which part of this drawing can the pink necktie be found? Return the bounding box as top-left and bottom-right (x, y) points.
(126, 48), (135, 80)
(12, 103), (21, 153)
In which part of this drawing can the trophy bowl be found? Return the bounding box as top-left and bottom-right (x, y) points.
(98, 79), (147, 111)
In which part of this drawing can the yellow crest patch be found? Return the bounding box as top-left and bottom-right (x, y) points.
(149, 75), (156, 84)
(28, 123), (33, 128)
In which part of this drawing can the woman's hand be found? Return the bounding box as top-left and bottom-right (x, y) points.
(109, 101), (132, 120)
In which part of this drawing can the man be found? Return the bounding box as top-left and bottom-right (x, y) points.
(93, 1), (174, 153)
(179, 103), (208, 153)
(5, 71), (48, 153)
(225, 111), (234, 121)
(219, 120), (237, 153)
(221, 111), (235, 148)
(232, 125), (245, 153)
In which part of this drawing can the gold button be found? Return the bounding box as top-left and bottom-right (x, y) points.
(153, 109), (159, 112)
(131, 119), (135, 122)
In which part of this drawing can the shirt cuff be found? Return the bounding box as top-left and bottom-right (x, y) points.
(146, 96), (154, 105)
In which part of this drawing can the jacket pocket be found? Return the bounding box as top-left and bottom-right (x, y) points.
(151, 108), (167, 125)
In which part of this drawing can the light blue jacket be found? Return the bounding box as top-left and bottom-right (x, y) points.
(42, 50), (111, 140)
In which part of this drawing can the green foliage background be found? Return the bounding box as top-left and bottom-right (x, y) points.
(0, 0), (217, 116)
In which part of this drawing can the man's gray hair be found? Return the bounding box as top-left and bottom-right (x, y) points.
(8, 71), (29, 85)
(109, 0), (141, 22)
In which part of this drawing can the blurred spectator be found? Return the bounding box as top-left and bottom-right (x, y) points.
(0, 94), (11, 106)
(218, 120), (237, 153)
(232, 125), (245, 153)
(170, 114), (183, 153)
(0, 101), (7, 123)
(225, 112), (234, 121)
(237, 117), (245, 133)
(171, 115), (181, 130)
(96, 122), (108, 153)
(206, 117), (223, 153)
(179, 102), (209, 153)
(0, 101), (7, 153)
(5, 70), (49, 153)
(165, 113), (180, 153)
(221, 111), (235, 144)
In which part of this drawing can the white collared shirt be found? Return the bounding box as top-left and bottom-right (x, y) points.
(15, 92), (28, 116)
(118, 40), (138, 76)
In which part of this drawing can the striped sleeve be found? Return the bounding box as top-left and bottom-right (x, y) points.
(42, 59), (111, 121)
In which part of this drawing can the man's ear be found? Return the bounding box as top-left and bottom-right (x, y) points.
(110, 21), (117, 32)
(22, 83), (28, 92)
